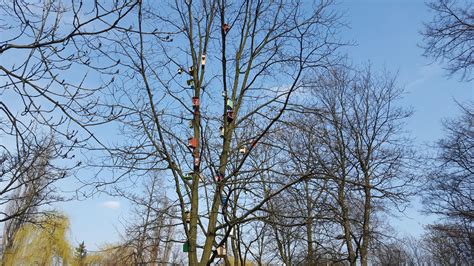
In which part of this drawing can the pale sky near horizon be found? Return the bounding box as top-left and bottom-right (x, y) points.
(50, 0), (473, 250)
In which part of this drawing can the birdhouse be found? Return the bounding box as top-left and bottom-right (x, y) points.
(221, 91), (226, 97)
(192, 97), (199, 107)
(183, 242), (189, 252)
(177, 67), (184, 74)
(194, 156), (200, 167)
(219, 126), (225, 138)
(226, 99), (233, 110)
(217, 245), (227, 257)
(188, 66), (194, 75)
(239, 146), (247, 154)
(201, 54), (206, 66)
(251, 139), (257, 148)
(187, 79), (194, 86)
(189, 120), (193, 128)
(185, 210), (190, 223)
(226, 111), (234, 123)
(215, 174), (224, 182)
(222, 24), (230, 33)
(184, 172), (193, 180)
(188, 137), (197, 149)
(221, 195), (228, 206)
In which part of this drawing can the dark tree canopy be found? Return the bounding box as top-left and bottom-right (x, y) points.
(421, 0), (474, 81)
(423, 102), (473, 222)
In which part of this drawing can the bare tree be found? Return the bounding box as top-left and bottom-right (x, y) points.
(422, 101), (473, 264)
(0, 0), (138, 233)
(83, 0), (344, 264)
(288, 66), (416, 266)
(423, 102), (473, 223)
(113, 174), (177, 266)
(422, 223), (473, 264)
(421, 0), (474, 81)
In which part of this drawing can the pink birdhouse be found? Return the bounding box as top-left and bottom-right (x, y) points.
(215, 175), (224, 182)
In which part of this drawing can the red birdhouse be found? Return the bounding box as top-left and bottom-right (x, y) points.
(192, 97), (199, 107)
(188, 137), (197, 149)
(226, 111), (234, 123)
(222, 24), (230, 33)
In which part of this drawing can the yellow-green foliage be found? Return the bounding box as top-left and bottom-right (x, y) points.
(2, 213), (71, 265)
(84, 244), (136, 265)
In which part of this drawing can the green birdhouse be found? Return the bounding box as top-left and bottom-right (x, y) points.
(184, 172), (193, 180)
(183, 242), (190, 252)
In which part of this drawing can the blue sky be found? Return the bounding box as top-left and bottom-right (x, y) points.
(55, 0), (473, 250)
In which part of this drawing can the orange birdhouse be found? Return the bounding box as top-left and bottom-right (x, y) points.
(192, 97), (199, 107)
(201, 54), (206, 66)
(188, 137), (197, 149)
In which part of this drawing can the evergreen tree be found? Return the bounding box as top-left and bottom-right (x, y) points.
(74, 241), (87, 266)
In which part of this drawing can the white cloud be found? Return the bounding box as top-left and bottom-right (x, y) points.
(101, 201), (120, 210)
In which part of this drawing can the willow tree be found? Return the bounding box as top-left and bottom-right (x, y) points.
(2, 213), (71, 265)
(87, 0), (344, 264)
(1, 136), (66, 256)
